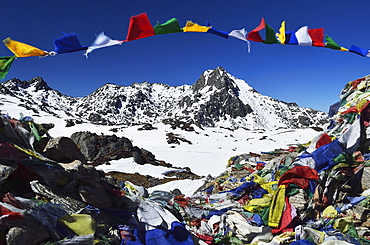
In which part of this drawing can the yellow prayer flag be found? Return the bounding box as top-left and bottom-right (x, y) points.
(3, 37), (49, 57)
(183, 21), (210, 32)
(277, 21), (286, 44)
(268, 185), (286, 227)
(59, 214), (96, 236)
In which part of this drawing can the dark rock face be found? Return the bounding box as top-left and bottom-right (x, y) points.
(70, 131), (156, 165)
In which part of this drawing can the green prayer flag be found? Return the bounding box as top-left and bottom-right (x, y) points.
(154, 18), (183, 35)
(29, 122), (41, 141)
(325, 35), (342, 50)
(0, 56), (15, 79)
(263, 23), (278, 44)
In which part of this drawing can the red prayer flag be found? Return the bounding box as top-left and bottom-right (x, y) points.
(308, 28), (325, 47)
(247, 18), (265, 42)
(125, 13), (155, 42)
(315, 133), (332, 149)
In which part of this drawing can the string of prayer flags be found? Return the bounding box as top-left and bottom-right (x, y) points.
(54, 33), (88, 54)
(84, 32), (123, 57)
(125, 13), (154, 42)
(0, 56), (15, 79)
(3, 38), (49, 57)
(2, 13), (370, 80)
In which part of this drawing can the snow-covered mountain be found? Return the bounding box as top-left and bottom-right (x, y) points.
(0, 67), (328, 130)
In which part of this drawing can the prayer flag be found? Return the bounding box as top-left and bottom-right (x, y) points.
(154, 18), (183, 35)
(54, 33), (88, 54)
(247, 18), (278, 44)
(183, 21), (210, 32)
(125, 13), (155, 42)
(308, 28), (325, 47)
(207, 28), (229, 38)
(247, 18), (265, 42)
(263, 22), (278, 44)
(84, 32), (123, 57)
(349, 45), (369, 57)
(206, 21), (229, 39)
(229, 28), (251, 52)
(3, 38), (49, 57)
(295, 26), (312, 46)
(285, 31), (298, 45)
(325, 35), (348, 51)
(325, 35), (342, 50)
(0, 56), (15, 79)
(277, 21), (286, 44)
(229, 28), (247, 41)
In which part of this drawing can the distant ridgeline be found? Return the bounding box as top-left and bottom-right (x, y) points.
(0, 13), (369, 79)
(0, 67), (328, 130)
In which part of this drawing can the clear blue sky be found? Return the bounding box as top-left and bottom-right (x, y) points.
(2, 0), (370, 112)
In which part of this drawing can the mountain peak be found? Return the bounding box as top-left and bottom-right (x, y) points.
(192, 67), (237, 92)
(27, 77), (51, 91)
(0, 68), (328, 130)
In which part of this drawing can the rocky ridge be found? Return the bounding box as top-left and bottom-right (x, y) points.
(0, 67), (328, 130)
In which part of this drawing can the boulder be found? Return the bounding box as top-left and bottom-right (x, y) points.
(70, 131), (156, 165)
(43, 137), (87, 164)
(5, 215), (51, 245)
(70, 132), (133, 162)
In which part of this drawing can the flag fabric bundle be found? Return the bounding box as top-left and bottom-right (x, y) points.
(1, 13), (370, 80)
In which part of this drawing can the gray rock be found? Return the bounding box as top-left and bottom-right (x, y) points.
(6, 215), (51, 245)
(71, 131), (134, 161)
(43, 137), (87, 164)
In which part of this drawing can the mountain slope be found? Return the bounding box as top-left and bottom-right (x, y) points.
(0, 67), (328, 130)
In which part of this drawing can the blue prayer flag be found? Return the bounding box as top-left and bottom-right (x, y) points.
(54, 33), (87, 54)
